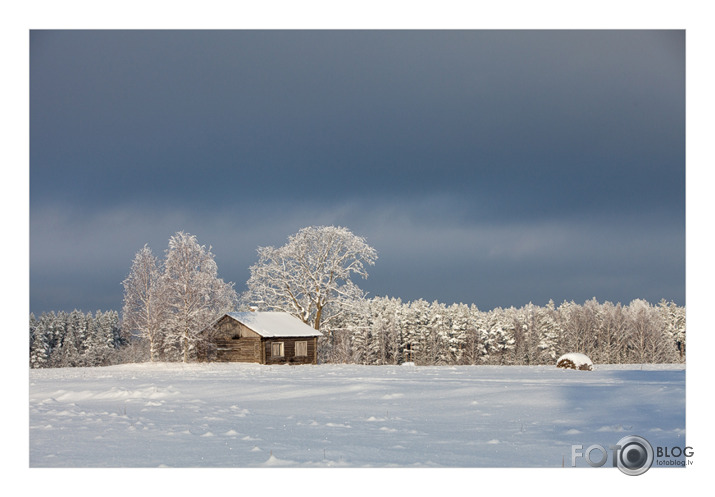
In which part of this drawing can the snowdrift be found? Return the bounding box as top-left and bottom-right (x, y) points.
(30, 362), (685, 467)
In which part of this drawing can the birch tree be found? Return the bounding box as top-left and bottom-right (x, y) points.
(162, 232), (237, 362)
(244, 226), (377, 331)
(122, 245), (164, 361)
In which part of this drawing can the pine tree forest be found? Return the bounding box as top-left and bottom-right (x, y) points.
(29, 310), (125, 368)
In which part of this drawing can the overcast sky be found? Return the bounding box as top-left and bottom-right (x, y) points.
(29, 30), (685, 315)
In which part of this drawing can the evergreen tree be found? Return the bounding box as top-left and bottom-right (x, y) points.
(30, 314), (49, 369)
(659, 299), (686, 362)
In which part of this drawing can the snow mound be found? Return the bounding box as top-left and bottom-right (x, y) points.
(556, 353), (593, 371)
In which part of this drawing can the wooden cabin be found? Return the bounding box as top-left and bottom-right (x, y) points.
(204, 311), (322, 365)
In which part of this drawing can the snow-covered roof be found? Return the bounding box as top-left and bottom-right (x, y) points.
(225, 312), (323, 338)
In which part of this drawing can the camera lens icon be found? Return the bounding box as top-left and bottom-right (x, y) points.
(616, 435), (654, 476)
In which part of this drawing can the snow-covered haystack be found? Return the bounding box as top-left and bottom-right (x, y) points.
(556, 353), (593, 371)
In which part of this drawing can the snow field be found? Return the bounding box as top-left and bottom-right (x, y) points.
(29, 362), (685, 468)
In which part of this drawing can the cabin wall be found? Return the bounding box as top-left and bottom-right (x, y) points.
(264, 337), (318, 365)
(211, 316), (263, 363)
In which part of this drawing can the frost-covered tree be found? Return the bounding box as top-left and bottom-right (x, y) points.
(29, 310), (125, 368)
(425, 301), (456, 365)
(460, 305), (484, 365)
(243, 226), (377, 331)
(402, 299), (430, 363)
(52, 311), (80, 367)
(535, 300), (561, 362)
(86, 310), (122, 365)
(162, 232), (237, 363)
(508, 306), (530, 364)
(122, 245), (165, 361)
(30, 313), (49, 368)
(35, 312), (59, 367)
(600, 301), (629, 363)
(29, 313), (37, 348)
(559, 300), (589, 355)
(659, 299), (686, 362)
(626, 299), (674, 363)
(449, 303), (472, 364)
(373, 296), (404, 365)
(480, 308), (515, 364)
(67, 309), (88, 365)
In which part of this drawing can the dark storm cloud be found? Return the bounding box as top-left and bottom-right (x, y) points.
(30, 30), (685, 314)
(30, 197), (684, 313)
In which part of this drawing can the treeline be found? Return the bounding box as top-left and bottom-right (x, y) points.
(320, 297), (686, 366)
(29, 297), (686, 368)
(29, 310), (130, 368)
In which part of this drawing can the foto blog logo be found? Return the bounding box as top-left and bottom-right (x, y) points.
(571, 435), (654, 476)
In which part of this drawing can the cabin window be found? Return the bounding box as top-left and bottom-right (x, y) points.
(295, 341), (308, 357)
(271, 342), (284, 357)
(231, 334), (241, 340)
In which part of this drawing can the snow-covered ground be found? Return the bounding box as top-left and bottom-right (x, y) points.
(29, 362), (685, 468)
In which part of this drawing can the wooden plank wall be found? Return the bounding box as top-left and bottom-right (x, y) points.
(215, 337), (262, 363)
(212, 317), (263, 363)
(264, 337), (317, 365)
